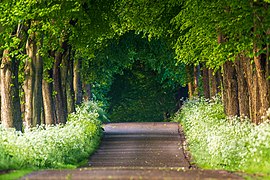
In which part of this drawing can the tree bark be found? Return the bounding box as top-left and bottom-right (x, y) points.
(0, 47), (22, 131)
(83, 83), (92, 101)
(202, 66), (210, 99)
(66, 50), (75, 114)
(42, 70), (55, 125)
(193, 65), (200, 97)
(11, 57), (22, 130)
(74, 58), (83, 105)
(24, 38), (35, 128)
(53, 51), (67, 124)
(253, 49), (269, 122)
(1, 50), (15, 129)
(209, 69), (217, 97)
(60, 43), (69, 117)
(216, 70), (222, 94)
(24, 32), (43, 127)
(222, 61), (239, 117)
(242, 56), (261, 123)
(235, 56), (250, 118)
(32, 42), (43, 125)
(252, 3), (270, 123)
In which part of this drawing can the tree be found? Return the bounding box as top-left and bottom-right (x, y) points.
(114, 0), (270, 123)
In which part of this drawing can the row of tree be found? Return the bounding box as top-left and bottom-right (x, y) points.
(175, 0), (270, 124)
(1, 0), (270, 130)
(0, 0), (118, 130)
(116, 0), (270, 124)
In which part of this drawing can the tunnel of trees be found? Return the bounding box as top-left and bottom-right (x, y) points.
(0, 0), (270, 131)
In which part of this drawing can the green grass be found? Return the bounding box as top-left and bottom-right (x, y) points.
(0, 169), (33, 180)
(0, 101), (104, 171)
(172, 97), (270, 177)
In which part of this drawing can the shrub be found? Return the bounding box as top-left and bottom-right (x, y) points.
(173, 97), (270, 174)
(0, 101), (103, 170)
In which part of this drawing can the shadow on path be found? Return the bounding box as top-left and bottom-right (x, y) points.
(22, 122), (243, 179)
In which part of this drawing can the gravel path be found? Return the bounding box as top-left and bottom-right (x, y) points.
(22, 122), (243, 180)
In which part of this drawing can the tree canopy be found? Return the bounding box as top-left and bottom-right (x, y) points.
(0, 0), (270, 129)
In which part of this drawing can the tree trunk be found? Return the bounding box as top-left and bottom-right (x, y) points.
(193, 65), (200, 97)
(53, 51), (67, 124)
(42, 70), (55, 125)
(24, 32), (43, 127)
(1, 50), (15, 129)
(32, 42), (43, 125)
(24, 38), (35, 128)
(242, 56), (261, 123)
(83, 83), (92, 101)
(222, 61), (239, 117)
(11, 58), (22, 130)
(60, 44), (69, 117)
(66, 50), (75, 114)
(209, 69), (217, 97)
(202, 66), (210, 99)
(253, 49), (269, 122)
(266, 29), (270, 101)
(216, 70), (222, 94)
(252, 4), (270, 123)
(0, 49), (22, 130)
(235, 56), (250, 118)
(74, 58), (83, 105)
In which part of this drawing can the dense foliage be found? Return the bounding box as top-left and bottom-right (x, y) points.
(86, 32), (186, 121)
(0, 102), (103, 170)
(173, 98), (270, 174)
(108, 62), (178, 122)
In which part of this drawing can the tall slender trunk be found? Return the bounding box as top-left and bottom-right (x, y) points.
(83, 83), (92, 101)
(1, 50), (15, 129)
(222, 61), (239, 116)
(24, 32), (43, 127)
(32, 43), (43, 125)
(24, 38), (35, 128)
(202, 66), (210, 99)
(252, 2), (270, 123)
(235, 56), (250, 118)
(216, 70), (222, 94)
(60, 43), (68, 117)
(185, 65), (196, 98)
(242, 55), (261, 123)
(266, 29), (270, 100)
(209, 69), (217, 97)
(193, 65), (200, 97)
(253, 50), (269, 121)
(0, 48), (22, 130)
(53, 51), (67, 124)
(11, 58), (22, 130)
(66, 50), (75, 114)
(74, 58), (83, 105)
(42, 70), (55, 125)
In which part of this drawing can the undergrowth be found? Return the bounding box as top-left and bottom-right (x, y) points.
(173, 97), (270, 175)
(0, 101), (104, 170)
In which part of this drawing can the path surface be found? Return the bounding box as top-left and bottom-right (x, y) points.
(22, 122), (242, 180)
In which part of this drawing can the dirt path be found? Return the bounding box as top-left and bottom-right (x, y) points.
(22, 122), (243, 179)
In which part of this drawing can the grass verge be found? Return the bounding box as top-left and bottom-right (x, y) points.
(172, 97), (270, 178)
(0, 169), (33, 180)
(0, 101), (105, 174)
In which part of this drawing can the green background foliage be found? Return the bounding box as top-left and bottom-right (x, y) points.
(85, 32), (187, 122)
(108, 62), (177, 122)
